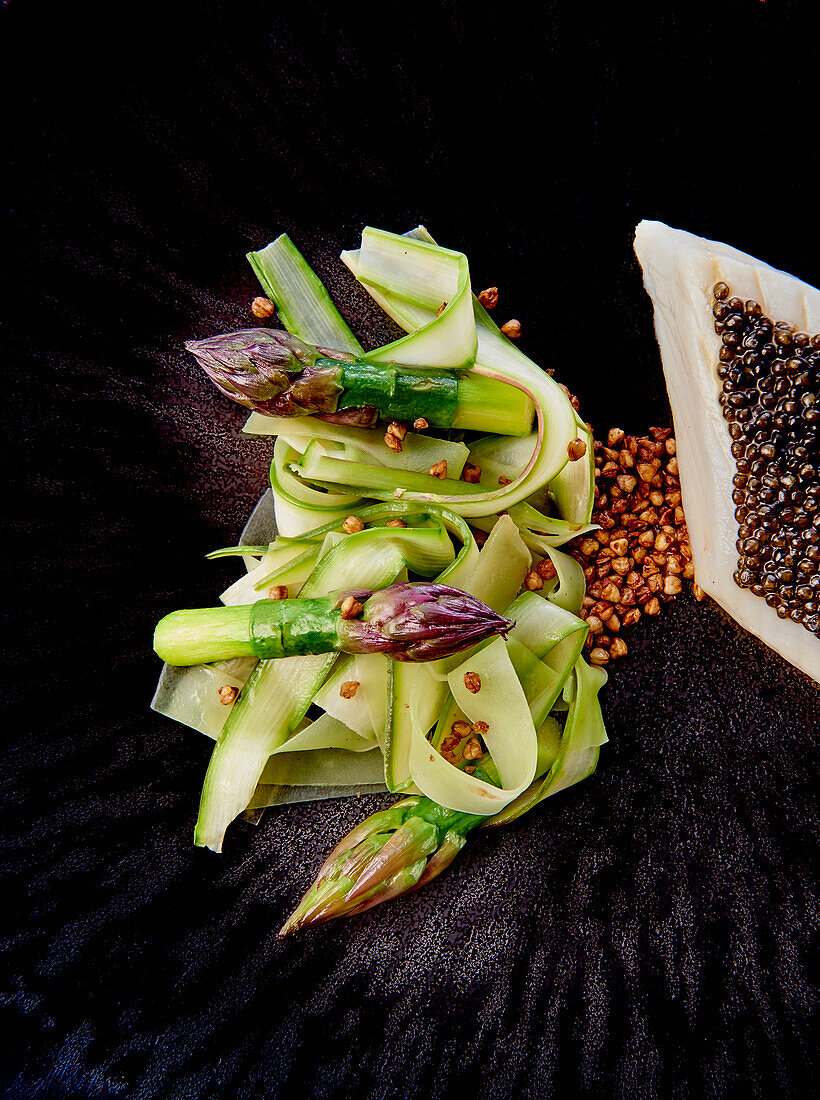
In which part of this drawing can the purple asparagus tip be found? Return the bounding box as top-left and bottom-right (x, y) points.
(336, 582), (514, 661)
(185, 328), (347, 417)
(278, 798), (470, 937)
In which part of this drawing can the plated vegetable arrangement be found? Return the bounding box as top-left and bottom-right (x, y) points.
(153, 226), (611, 933)
(153, 221), (820, 932)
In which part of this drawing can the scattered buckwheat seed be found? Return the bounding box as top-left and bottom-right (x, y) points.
(570, 427), (696, 661)
(462, 737), (484, 760)
(536, 557), (557, 580)
(250, 296), (276, 319)
(463, 671), (481, 694)
(477, 287), (499, 309)
(567, 437), (588, 461)
(339, 596), (364, 620)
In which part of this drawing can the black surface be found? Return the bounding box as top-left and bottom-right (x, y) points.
(3, 3), (819, 1097)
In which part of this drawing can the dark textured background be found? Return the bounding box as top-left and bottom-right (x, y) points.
(3, 2), (819, 1097)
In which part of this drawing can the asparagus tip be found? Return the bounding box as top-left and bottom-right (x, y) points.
(277, 801), (477, 935)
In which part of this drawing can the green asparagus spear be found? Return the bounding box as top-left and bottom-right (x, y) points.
(185, 328), (534, 435)
(154, 582), (514, 666)
(279, 793), (489, 936)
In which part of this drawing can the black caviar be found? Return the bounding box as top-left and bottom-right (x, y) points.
(714, 281), (820, 632)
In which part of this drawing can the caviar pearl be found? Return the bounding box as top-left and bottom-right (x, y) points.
(714, 282), (820, 633)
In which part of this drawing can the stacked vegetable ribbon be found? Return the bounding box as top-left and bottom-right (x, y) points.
(152, 227), (608, 930)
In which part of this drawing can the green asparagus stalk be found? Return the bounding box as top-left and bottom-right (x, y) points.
(154, 582), (514, 666)
(185, 328), (533, 435)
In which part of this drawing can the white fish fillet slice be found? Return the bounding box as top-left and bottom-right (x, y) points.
(634, 220), (820, 684)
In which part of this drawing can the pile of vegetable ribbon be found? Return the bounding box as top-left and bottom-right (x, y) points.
(152, 226), (608, 933)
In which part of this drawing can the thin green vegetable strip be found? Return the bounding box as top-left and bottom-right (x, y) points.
(357, 228), (478, 371)
(247, 234), (363, 354)
(387, 515), (531, 797)
(294, 449), (484, 499)
(484, 656), (607, 827)
(243, 413), (470, 476)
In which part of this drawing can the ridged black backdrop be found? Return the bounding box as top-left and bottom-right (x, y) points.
(2, 2), (819, 1097)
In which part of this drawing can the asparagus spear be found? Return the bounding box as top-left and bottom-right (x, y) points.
(280, 747), (529, 937)
(154, 582), (514, 666)
(279, 792), (489, 936)
(186, 328), (534, 435)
